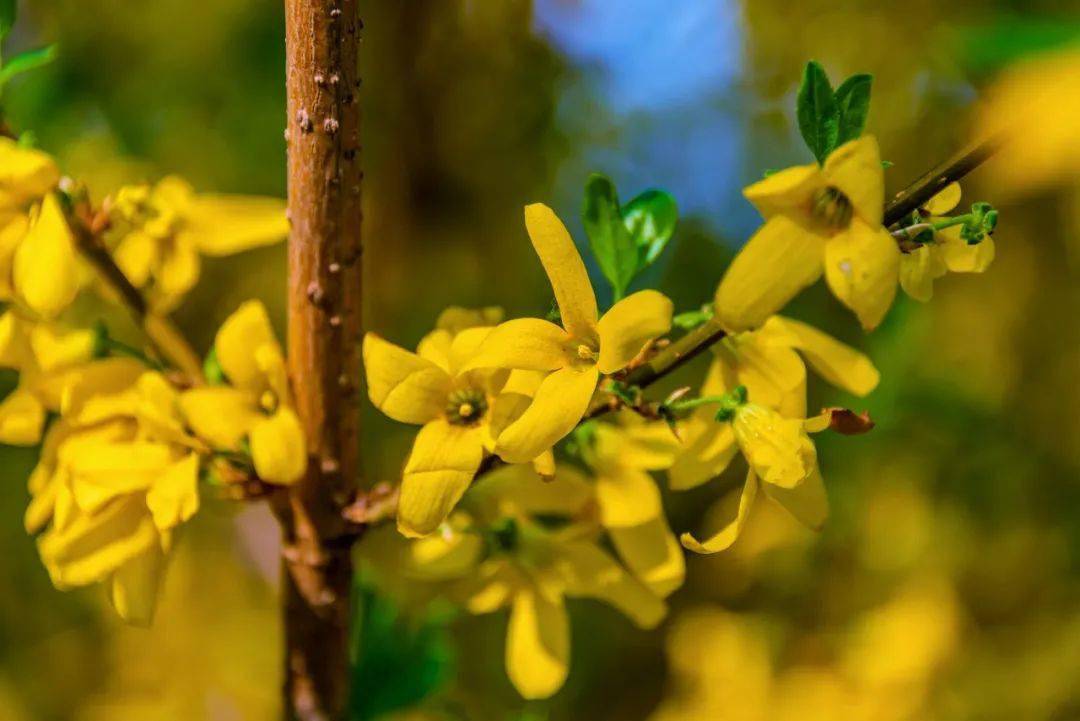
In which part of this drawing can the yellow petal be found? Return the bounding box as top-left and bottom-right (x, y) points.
(363, 333), (451, 424)
(595, 468), (663, 527)
(0, 138), (60, 206)
(109, 545), (165, 626)
(557, 540), (666, 629)
(506, 589), (570, 700)
(59, 358), (145, 424)
(725, 333), (806, 414)
(495, 365), (598, 464)
(680, 469), (758, 554)
(596, 290), (673, 374)
(184, 194), (288, 256)
(524, 204), (598, 339)
(145, 453), (200, 531)
(732, 404), (817, 489)
(408, 527), (484, 580)
(667, 420), (737, 491)
(898, 245), (945, 302)
(462, 318), (571, 373)
(761, 464), (828, 531)
(764, 316), (879, 396)
(742, 163), (823, 219)
(13, 194), (81, 318)
(416, 329), (453, 373)
(823, 219), (900, 331)
(398, 419), (485, 538)
(178, 387), (261, 449)
(609, 516), (685, 597)
(436, 306), (504, 334)
(66, 441), (174, 513)
(922, 182), (962, 215)
(714, 215), (826, 332)
(112, 231), (158, 289)
(250, 408), (308, 485)
(447, 326), (496, 376)
(940, 228), (995, 274)
(155, 237), (201, 306)
(215, 300), (280, 390)
(38, 495), (159, 588)
(0, 386), (45, 445)
(29, 324), (95, 373)
(0, 213), (29, 298)
(823, 136), (885, 226)
(594, 420), (679, 471)
(471, 463), (593, 517)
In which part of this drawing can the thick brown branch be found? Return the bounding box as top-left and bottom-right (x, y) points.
(278, 0), (364, 719)
(883, 136), (1001, 226)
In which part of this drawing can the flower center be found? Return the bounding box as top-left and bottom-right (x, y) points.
(445, 388), (487, 426)
(259, 390), (279, 414)
(811, 186), (853, 231)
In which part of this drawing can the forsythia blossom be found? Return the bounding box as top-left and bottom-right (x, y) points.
(179, 300), (306, 485)
(26, 359), (201, 625)
(464, 203), (673, 462)
(108, 176), (289, 311)
(715, 136), (898, 331)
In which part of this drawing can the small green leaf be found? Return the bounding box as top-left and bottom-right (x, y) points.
(796, 60), (839, 164)
(203, 348), (226, 385)
(834, 73), (872, 145)
(582, 173), (637, 301)
(621, 188), (677, 268)
(0, 0), (15, 42)
(0, 44), (58, 88)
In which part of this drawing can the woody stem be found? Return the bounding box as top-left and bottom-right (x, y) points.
(277, 0), (364, 719)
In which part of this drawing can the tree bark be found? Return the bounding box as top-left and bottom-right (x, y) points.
(280, 0), (363, 719)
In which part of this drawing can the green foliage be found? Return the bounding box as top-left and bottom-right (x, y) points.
(672, 304), (713, 330)
(203, 348), (226, 385)
(796, 61), (873, 163)
(796, 61), (838, 164)
(834, 74), (872, 146)
(349, 586), (454, 721)
(0, 0), (15, 43)
(581, 174), (678, 301)
(0, 44), (58, 89)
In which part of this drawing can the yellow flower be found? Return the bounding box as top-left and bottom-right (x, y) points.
(27, 360), (201, 625)
(0, 137), (60, 214)
(680, 399), (828, 554)
(669, 315), (877, 491)
(898, 183), (995, 302)
(109, 177), (288, 311)
(577, 419), (685, 597)
(363, 316), (510, 538)
(715, 136), (899, 331)
(409, 484), (666, 699)
(179, 300), (306, 485)
(465, 204), (673, 462)
(0, 310), (96, 444)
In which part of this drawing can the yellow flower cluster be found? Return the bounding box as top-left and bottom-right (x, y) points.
(0, 138), (295, 622)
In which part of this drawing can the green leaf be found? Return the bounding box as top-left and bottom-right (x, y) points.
(796, 60), (839, 164)
(0, 44), (58, 88)
(621, 188), (677, 268)
(834, 73), (872, 146)
(0, 0), (15, 42)
(582, 173), (637, 301)
(350, 586), (454, 720)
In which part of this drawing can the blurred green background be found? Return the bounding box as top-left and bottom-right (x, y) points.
(1, 0), (1078, 719)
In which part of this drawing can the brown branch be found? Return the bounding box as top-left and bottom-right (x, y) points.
(64, 203), (204, 381)
(276, 0), (364, 719)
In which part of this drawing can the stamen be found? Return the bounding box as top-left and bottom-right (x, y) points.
(812, 186), (854, 231)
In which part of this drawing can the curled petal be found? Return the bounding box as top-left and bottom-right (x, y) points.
(494, 365), (598, 464)
(363, 333), (451, 425)
(506, 589), (570, 700)
(761, 464), (828, 530)
(179, 387), (260, 449)
(940, 228), (995, 274)
(596, 290), (673, 374)
(14, 194), (80, 318)
(681, 469), (758, 554)
(922, 182), (962, 215)
(0, 386), (46, 445)
(109, 545), (165, 627)
(524, 204), (598, 339)
(462, 318), (571, 373)
(714, 215), (826, 332)
(557, 540), (666, 629)
(146, 453), (200, 532)
(764, 316), (879, 397)
(215, 300), (280, 390)
(398, 419), (485, 538)
(898, 245), (946, 302)
(823, 219), (900, 331)
(609, 516), (685, 597)
(250, 408), (308, 485)
(742, 163), (823, 220)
